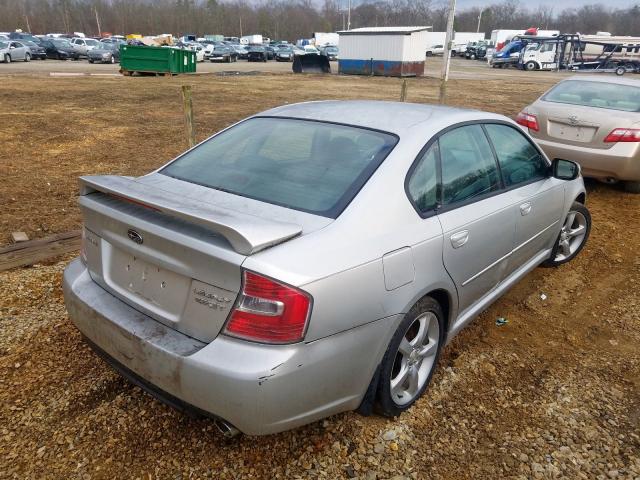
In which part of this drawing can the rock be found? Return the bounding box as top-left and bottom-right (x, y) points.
(519, 453), (529, 462)
(383, 430), (397, 441)
(365, 471), (378, 480)
(374, 443), (385, 454)
(389, 442), (399, 451)
(607, 470), (619, 479)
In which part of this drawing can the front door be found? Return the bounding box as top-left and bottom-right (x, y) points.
(483, 123), (565, 272)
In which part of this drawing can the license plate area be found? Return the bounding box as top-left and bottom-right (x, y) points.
(105, 246), (190, 323)
(548, 121), (597, 143)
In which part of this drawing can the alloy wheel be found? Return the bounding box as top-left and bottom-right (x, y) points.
(390, 312), (440, 406)
(554, 210), (587, 262)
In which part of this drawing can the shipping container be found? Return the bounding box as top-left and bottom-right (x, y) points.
(337, 26), (429, 77)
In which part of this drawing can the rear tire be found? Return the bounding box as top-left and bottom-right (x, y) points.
(615, 66), (626, 76)
(376, 296), (444, 417)
(542, 202), (591, 267)
(624, 181), (640, 194)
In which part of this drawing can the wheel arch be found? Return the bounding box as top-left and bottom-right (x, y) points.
(575, 192), (586, 204)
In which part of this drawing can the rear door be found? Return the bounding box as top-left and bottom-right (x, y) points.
(435, 124), (516, 314)
(484, 123), (564, 272)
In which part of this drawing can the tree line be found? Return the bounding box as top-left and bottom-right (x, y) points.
(1, 0), (639, 41)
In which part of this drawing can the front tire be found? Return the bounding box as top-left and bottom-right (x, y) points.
(525, 61), (537, 71)
(24, 53), (31, 62)
(4, 54), (10, 64)
(542, 202), (591, 267)
(376, 296), (444, 417)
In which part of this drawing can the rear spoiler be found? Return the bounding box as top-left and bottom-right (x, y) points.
(79, 175), (302, 255)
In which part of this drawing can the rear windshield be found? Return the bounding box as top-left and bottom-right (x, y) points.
(543, 80), (640, 112)
(161, 117), (397, 218)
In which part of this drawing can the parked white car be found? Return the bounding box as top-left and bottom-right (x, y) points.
(70, 37), (100, 56)
(426, 45), (444, 56)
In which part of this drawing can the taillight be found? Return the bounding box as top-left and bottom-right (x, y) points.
(516, 111), (539, 132)
(604, 128), (640, 143)
(224, 271), (312, 344)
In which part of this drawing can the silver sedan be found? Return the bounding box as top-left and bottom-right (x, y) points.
(63, 101), (590, 436)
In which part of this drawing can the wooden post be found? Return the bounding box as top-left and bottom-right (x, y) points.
(439, 0), (457, 104)
(181, 85), (196, 148)
(400, 79), (408, 102)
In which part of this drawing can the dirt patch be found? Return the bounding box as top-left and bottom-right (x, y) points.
(0, 73), (639, 479)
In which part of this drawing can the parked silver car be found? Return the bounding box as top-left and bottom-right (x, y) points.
(70, 37), (100, 57)
(0, 40), (31, 63)
(63, 101), (590, 436)
(517, 76), (640, 193)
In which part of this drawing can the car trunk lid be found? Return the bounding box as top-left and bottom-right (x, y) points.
(529, 101), (639, 150)
(79, 175), (326, 343)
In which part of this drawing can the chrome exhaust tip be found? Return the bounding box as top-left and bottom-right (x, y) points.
(215, 419), (241, 438)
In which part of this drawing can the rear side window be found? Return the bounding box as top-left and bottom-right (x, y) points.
(484, 124), (548, 187)
(161, 117), (397, 218)
(543, 80), (640, 112)
(439, 125), (501, 205)
(407, 143), (439, 213)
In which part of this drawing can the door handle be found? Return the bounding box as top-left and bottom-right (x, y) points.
(520, 202), (532, 216)
(450, 230), (469, 249)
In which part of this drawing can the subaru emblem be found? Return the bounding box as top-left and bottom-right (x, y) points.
(127, 229), (143, 245)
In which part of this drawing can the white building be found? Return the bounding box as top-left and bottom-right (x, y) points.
(337, 26), (430, 77)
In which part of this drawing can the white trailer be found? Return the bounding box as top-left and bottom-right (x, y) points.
(240, 34), (263, 45)
(313, 32), (339, 46)
(424, 31), (446, 49)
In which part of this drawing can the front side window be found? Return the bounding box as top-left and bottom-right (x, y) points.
(407, 143), (439, 213)
(161, 117), (397, 218)
(439, 125), (501, 206)
(485, 124), (548, 187)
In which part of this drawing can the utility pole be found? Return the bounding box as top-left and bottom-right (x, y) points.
(476, 8), (483, 33)
(94, 6), (102, 37)
(347, 0), (351, 30)
(24, 15), (31, 33)
(438, 0), (456, 104)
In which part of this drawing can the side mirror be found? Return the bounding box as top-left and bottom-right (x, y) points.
(552, 158), (580, 181)
(10, 45), (15, 49)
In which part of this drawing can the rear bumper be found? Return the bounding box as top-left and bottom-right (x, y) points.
(63, 258), (396, 435)
(535, 137), (640, 181)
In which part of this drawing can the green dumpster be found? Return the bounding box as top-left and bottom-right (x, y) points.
(119, 45), (196, 76)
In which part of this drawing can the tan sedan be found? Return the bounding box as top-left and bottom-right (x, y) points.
(517, 76), (640, 193)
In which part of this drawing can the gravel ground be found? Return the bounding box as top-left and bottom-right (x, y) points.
(0, 70), (639, 479)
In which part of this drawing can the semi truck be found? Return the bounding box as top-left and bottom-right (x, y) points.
(518, 34), (640, 73)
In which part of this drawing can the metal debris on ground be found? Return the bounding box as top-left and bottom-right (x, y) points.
(496, 317), (509, 326)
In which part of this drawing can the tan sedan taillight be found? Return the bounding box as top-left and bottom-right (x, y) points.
(604, 128), (640, 143)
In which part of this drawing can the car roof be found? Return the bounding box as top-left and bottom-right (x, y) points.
(261, 100), (504, 135)
(559, 75), (640, 88)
